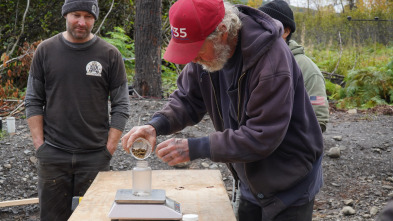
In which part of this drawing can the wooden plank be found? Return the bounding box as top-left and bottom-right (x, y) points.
(0, 198), (39, 208)
(69, 170), (236, 221)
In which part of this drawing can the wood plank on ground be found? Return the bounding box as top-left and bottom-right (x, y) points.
(0, 198), (39, 208)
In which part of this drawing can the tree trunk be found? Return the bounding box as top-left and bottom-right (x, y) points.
(348, 0), (355, 10)
(134, 0), (162, 97)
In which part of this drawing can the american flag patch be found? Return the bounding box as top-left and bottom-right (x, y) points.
(310, 96), (326, 106)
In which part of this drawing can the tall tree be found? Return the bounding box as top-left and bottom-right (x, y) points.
(347, 0), (356, 10)
(134, 0), (162, 97)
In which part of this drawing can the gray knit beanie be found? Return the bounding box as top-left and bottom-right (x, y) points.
(62, 0), (99, 20)
(259, 0), (296, 33)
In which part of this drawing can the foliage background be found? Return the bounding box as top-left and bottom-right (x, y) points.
(0, 0), (392, 112)
(290, 0), (393, 108)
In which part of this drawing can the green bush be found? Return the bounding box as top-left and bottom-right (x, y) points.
(325, 80), (344, 101)
(101, 27), (135, 81)
(336, 60), (393, 109)
(161, 62), (178, 97)
(102, 26), (180, 97)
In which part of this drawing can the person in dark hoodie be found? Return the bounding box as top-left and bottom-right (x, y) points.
(121, 0), (323, 220)
(260, 0), (329, 133)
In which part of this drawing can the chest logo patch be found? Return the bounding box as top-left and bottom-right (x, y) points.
(86, 61), (102, 77)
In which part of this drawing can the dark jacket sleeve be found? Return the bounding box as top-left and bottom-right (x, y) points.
(148, 64), (208, 135)
(25, 74), (45, 118)
(109, 82), (130, 131)
(147, 64), (212, 160)
(25, 42), (46, 119)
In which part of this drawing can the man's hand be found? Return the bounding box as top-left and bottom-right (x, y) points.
(156, 138), (190, 166)
(121, 125), (157, 154)
(106, 127), (123, 155)
(27, 115), (44, 150)
(106, 144), (118, 155)
(34, 140), (45, 150)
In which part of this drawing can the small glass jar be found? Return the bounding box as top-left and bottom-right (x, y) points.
(130, 138), (152, 160)
(132, 160), (152, 196)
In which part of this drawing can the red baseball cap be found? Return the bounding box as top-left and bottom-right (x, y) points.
(163, 0), (225, 64)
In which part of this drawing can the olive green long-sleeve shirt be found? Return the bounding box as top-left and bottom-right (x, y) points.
(289, 40), (329, 132)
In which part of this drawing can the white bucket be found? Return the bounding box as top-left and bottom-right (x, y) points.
(6, 117), (15, 134)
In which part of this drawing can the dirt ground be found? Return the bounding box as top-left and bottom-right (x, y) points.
(0, 98), (392, 221)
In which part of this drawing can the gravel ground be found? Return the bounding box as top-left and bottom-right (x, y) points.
(0, 99), (392, 220)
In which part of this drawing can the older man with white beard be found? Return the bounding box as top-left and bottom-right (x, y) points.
(121, 0), (324, 220)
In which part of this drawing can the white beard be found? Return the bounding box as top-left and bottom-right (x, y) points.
(198, 41), (231, 72)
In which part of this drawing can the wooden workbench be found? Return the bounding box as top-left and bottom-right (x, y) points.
(69, 170), (236, 221)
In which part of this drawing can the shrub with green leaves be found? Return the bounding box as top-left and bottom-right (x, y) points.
(102, 26), (180, 97)
(325, 80), (344, 101)
(101, 27), (135, 81)
(161, 62), (179, 97)
(337, 60), (393, 109)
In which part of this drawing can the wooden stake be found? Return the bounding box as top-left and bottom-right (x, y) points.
(0, 198), (39, 208)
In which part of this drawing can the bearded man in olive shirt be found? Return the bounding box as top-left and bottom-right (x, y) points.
(25, 0), (130, 220)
